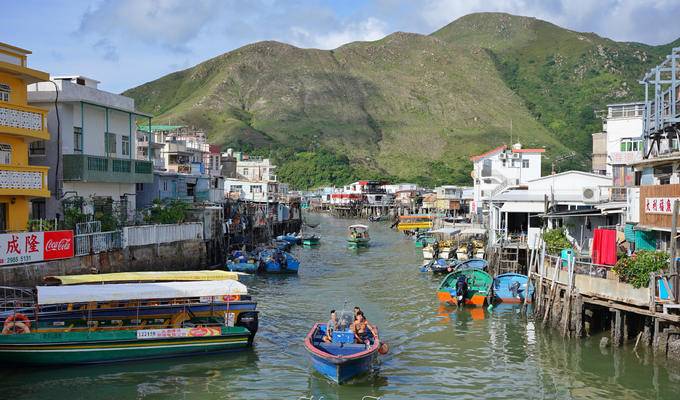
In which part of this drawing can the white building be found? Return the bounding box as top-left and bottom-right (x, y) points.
(490, 171), (613, 249)
(592, 102), (644, 184)
(470, 143), (544, 218)
(234, 153), (276, 182)
(224, 178), (281, 202)
(28, 76), (152, 220)
(383, 183), (417, 194)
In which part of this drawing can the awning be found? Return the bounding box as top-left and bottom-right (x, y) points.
(429, 227), (461, 235)
(37, 280), (248, 305)
(500, 201), (546, 213)
(44, 270), (241, 285)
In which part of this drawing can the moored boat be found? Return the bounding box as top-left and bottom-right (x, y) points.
(301, 235), (321, 247)
(437, 269), (493, 307)
(420, 258), (457, 274)
(226, 250), (259, 273)
(493, 273), (534, 304)
(454, 258), (489, 272)
(276, 234), (302, 245)
(347, 225), (370, 248)
(258, 249), (300, 273)
(414, 233), (436, 248)
(0, 280), (259, 366)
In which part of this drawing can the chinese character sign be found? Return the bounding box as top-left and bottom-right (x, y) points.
(645, 197), (680, 215)
(0, 231), (74, 266)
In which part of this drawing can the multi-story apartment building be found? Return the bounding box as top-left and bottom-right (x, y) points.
(591, 102), (645, 186)
(470, 143), (544, 219)
(28, 75), (153, 220)
(0, 42), (51, 231)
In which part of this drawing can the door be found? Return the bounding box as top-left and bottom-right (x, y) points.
(0, 203), (7, 233)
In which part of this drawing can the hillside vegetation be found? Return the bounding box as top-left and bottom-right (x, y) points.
(124, 12), (678, 188)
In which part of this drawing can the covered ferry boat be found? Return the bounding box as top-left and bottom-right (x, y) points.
(0, 279), (259, 365)
(347, 225), (370, 248)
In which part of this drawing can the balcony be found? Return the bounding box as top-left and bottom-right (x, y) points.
(0, 164), (50, 197)
(0, 103), (49, 140)
(63, 154), (153, 184)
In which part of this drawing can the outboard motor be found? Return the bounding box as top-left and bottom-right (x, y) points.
(236, 311), (259, 345)
(509, 280), (522, 301)
(455, 276), (468, 305)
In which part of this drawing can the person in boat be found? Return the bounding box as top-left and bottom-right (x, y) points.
(353, 306), (361, 317)
(351, 311), (378, 344)
(323, 310), (339, 343)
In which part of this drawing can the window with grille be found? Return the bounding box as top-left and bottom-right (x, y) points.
(122, 135), (130, 156)
(0, 144), (11, 164)
(105, 133), (116, 154)
(0, 84), (10, 102)
(29, 140), (46, 155)
(74, 127), (83, 153)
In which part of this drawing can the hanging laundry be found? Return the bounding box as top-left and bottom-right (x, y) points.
(592, 229), (617, 265)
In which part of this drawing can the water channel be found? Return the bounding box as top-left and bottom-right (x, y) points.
(1, 215), (679, 399)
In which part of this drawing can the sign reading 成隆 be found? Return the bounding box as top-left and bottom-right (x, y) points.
(0, 230), (74, 266)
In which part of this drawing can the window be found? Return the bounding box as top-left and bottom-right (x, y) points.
(511, 159), (521, 168)
(29, 140), (46, 155)
(242, 168), (249, 176)
(121, 135), (130, 156)
(162, 181), (168, 191)
(105, 133), (116, 154)
(250, 185), (262, 193)
(30, 200), (46, 219)
(74, 127), (83, 153)
(620, 138), (643, 152)
(0, 144), (11, 164)
(0, 84), (10, 102)
(136, 183), (144, 191)
(522, 159), (530, 168)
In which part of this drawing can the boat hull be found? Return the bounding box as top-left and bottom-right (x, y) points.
(226, 262), (258, 273)
(0, 326), (252, 366)
(347, 239), (369, 248)
(437, 269), (493, 307)
(304, 323), (378, 384)
(493, 273), (534, 304)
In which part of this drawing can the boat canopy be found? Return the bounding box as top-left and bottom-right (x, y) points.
(44, 270), (241, 285)
(460, 228), (487, 235)
(36, 280), (248, 305)
(429, 227), (461, 235)
(348, 224), (369, 230)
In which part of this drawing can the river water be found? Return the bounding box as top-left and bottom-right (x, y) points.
(2, 215), (679, 399)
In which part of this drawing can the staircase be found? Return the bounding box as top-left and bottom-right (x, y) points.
(498, 245), (520, 274)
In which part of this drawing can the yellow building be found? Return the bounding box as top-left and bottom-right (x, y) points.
(0, 42), (50, 231)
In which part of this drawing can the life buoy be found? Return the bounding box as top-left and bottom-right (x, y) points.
(2, 313), (31, 334)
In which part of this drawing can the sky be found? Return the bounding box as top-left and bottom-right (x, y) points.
(3, 0), (680, 93)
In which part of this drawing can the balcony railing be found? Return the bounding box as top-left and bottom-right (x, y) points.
(0, 164), (50, 197)
(63, 154), (153, 184)
(0, 103), (49, 140)
(609, 187), (628, 202)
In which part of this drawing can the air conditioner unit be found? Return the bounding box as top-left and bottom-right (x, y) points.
(582, 187), (601, 203)
(512, 153), (521, 159)
(498, 152), (507, 160)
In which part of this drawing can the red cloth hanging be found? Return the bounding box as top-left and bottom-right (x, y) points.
(592, 229), (617, 265)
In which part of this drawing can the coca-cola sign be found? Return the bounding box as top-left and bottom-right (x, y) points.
(44, 231), (74, 260)
(0, 230), (74, 266)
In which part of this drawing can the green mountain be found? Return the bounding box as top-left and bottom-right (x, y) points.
(124, 12), (678, 189)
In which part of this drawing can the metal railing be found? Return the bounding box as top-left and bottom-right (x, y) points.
(545, 254), (613, 280)
(122, 223), (204, 247)
(75, 231), (122, 256)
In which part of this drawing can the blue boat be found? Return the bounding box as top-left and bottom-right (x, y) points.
(493, 273), (534, 304)
(258, 249), (299, 274)
(272, 239), (292, 251)
(276, 234), (301, 245)
(420, 258), (457, 274)
(454, 258), (488, 272)
(226, 250), (259, 273)
(304, 322), (381, 384)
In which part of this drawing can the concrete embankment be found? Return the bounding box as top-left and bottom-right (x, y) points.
(0, 239), (206, 287)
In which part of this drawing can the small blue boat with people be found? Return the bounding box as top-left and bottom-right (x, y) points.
(493, 273), (534, 304)
(304, 309), (388, 384)
(258, 249), (300, 274)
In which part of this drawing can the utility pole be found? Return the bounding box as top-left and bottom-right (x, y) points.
(671, 200), (679, 303)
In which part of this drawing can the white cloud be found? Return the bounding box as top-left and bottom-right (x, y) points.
(79, 0), (223, 50)
(289, 17), (389, 49)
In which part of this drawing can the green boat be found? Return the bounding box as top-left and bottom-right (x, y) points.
(302, 235), (321, 247)
(415, 234), (436, 248)
(0, 279), (258, 366)
(437, 269), (493, 307)
(0, 326), (251, 366)
(347, 224), (370, 248)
